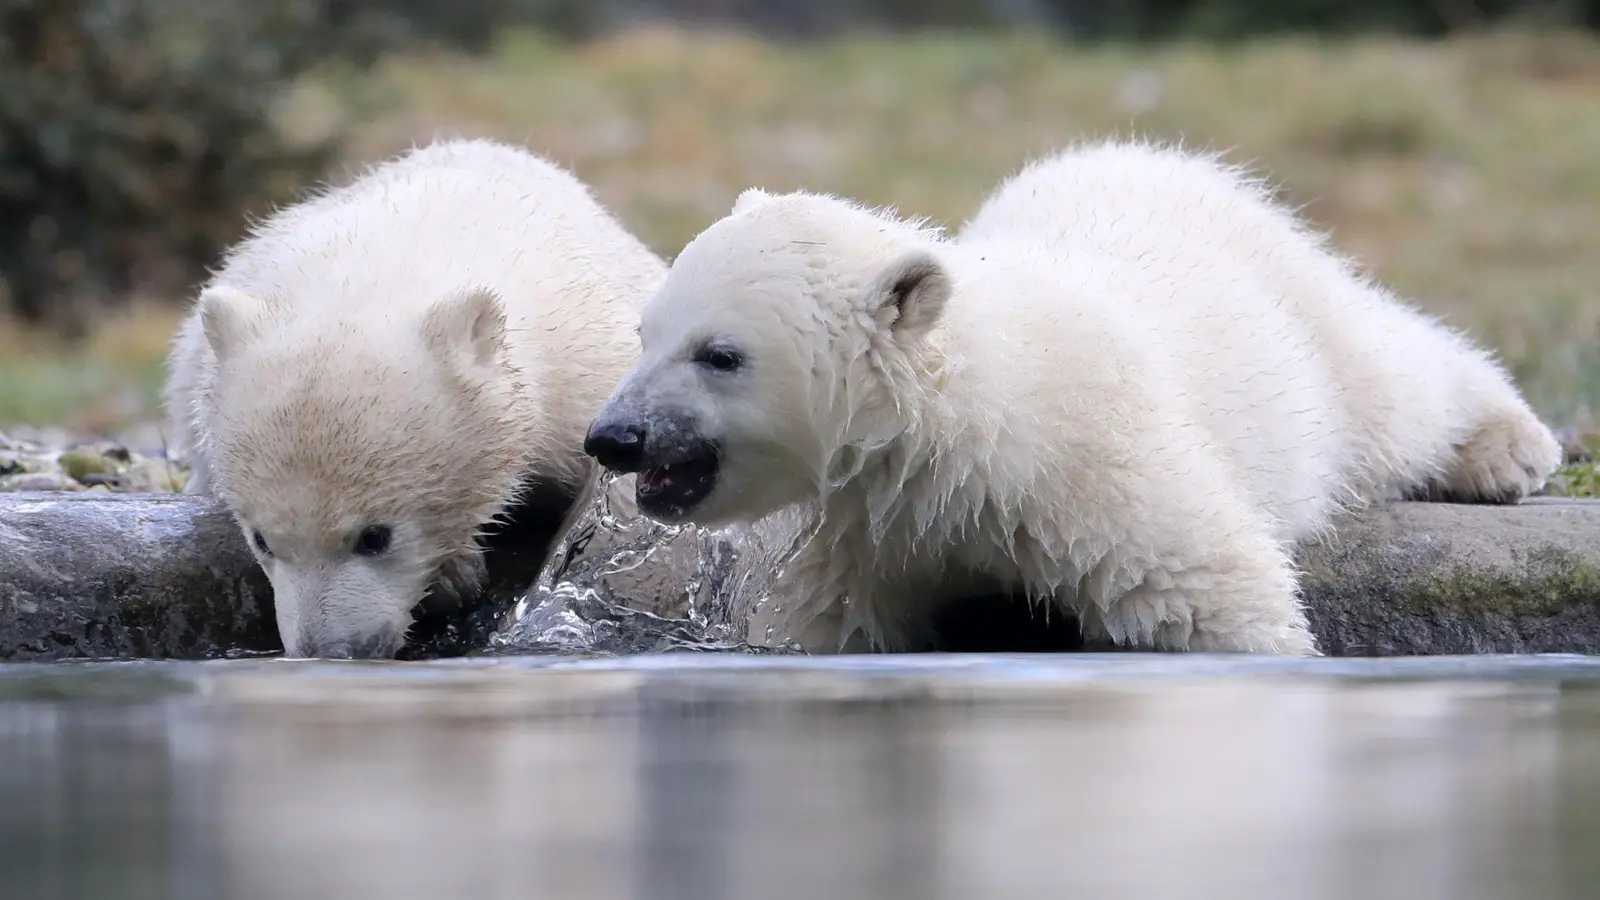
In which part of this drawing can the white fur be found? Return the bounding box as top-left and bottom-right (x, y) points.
(602, 139), (1561, 656)
(165, 138), (665, 658)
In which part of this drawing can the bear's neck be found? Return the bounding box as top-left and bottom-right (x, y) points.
(816, 337), (983, 559)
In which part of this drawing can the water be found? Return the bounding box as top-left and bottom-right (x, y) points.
(489, 470), (810, 656)
(8, 479), (1600, 898)
(5, 653), (1600, 900)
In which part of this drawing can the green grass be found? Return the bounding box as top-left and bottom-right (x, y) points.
(0, 302), (179, 435)
(1559, 463), (1600, 498)
(4, 25), (1600, 436)
(1556, 443), (1600, 498)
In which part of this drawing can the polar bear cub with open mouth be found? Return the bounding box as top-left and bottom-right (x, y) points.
(584, 140), (1561, 655)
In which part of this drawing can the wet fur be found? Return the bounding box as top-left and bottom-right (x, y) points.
(165, 138), (666, 657)
(612, 139), (1561, 656)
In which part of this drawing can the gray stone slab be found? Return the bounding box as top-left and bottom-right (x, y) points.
(0, 484), (573, 661)
(527, 471), (1600, 657)
(1299, 497), (1600, 656)
(3, 480), (1598, 660)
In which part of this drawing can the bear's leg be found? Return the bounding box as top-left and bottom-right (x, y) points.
(182, 463), (211, 495)
(791, 605), (876, 654)
(1418, 403), (1561, 505)
(176, 438), (214, 495)
(752, 570), (879, 654)
(1379, 321), (1563, 505)
(1071, 487), (1320, 656)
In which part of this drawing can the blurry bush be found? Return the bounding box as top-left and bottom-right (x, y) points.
(1046, 0), (1600, 39)
(2, 0), (1597, 337)
(363, 0), (615, 50)
(383, 0), (1599, 39)
(0, 0), (641, 336)
(0, 0), (414, 335)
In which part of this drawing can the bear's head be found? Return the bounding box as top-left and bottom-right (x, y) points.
(196, 282), (528, 659)
(585, 189), (952, 527)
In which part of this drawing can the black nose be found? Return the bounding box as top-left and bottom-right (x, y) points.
(584, 420), (648, 472)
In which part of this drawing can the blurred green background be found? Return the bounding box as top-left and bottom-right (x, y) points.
(2, 0), (1598, 451)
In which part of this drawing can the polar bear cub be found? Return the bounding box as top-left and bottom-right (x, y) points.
(166, 138), (666, 659)
(583, 140), (1560, 656)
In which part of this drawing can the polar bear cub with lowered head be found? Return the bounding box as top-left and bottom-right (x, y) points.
(166, 138), (666, 659)
(584, 140), (1561, 655)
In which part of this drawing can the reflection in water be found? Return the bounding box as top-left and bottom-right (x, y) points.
(2, 657), (1600, 900)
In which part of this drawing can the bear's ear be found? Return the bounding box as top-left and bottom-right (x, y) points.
(866, 250), (951, 343)
(731, 187), (775, 215)
(197, 284), (259, 363)
(422, 286), (507, 372)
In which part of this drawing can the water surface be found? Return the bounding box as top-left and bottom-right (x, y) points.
(5, 653), (1600, 900)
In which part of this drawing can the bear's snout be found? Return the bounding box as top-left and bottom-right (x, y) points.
(585, 418), (648, 472)
(295, 624), (405, 660)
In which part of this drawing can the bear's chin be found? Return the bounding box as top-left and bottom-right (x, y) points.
(635, 452), (720, 522)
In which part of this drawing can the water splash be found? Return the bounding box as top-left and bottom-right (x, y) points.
(487, 470), (805, 656)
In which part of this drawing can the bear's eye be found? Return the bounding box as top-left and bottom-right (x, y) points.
(252, 531), (273, 558)
(353, 525), (393, 557)
(694, 344), (744, 373)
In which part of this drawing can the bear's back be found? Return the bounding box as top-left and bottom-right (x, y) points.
(952, 142), (1361, 542)
(214, 139), (665, 334)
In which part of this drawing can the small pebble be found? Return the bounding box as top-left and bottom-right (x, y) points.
(125, 459), (181, 493)
(115, 423), (173, 458)
(16, 453), (52, 473)
(58, 448), (114, 483)
(1, 472), (85, 492)
(0, 423), (194, 493)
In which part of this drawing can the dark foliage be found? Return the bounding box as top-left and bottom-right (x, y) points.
(396, 0), (1600, 40)
(2, 0), (1597, 335)
(0, 0), (406, 335)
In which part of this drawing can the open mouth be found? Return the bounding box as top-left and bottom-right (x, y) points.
(635, 446), (720, 519)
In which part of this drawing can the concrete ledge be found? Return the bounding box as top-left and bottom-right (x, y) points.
(2, 488), (1598, 660)
(0, 487), (572, 662)
(1299, 497), (1600, 655)
(0, 492), (276, 661)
